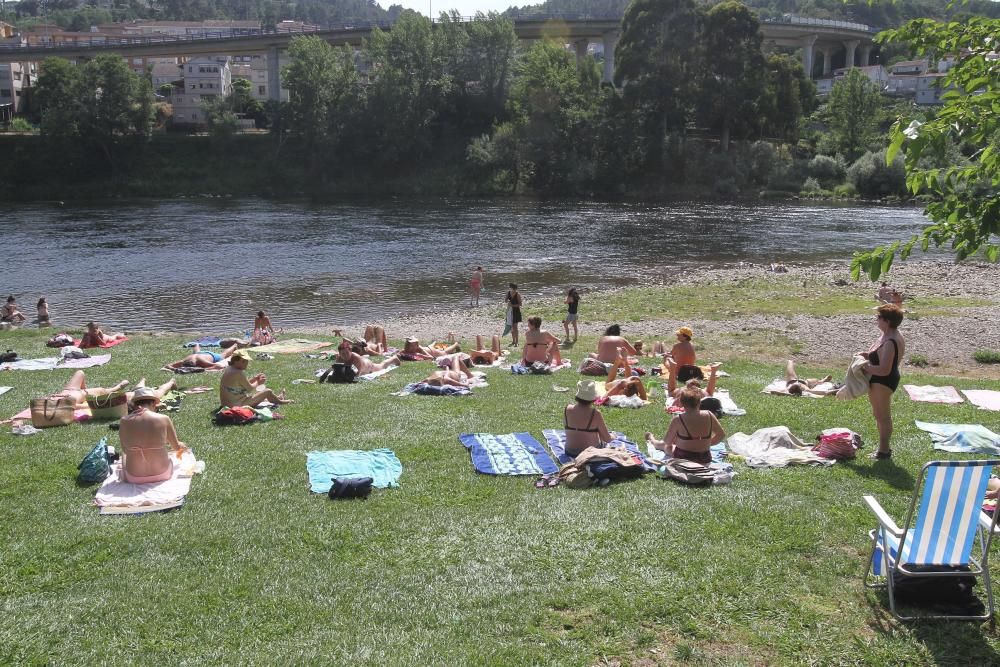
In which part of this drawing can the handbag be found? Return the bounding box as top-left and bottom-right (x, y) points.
(328, 477), (374, 499)
(319, 363), (356, 384)
(77, 437), (111, 483)
(86, 391), (128, 420)
(30, 396), (76, 428)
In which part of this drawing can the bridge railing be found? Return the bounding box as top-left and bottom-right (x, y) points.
(760, 16), (877, 33)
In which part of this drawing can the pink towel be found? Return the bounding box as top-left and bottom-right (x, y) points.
(963, 390), (1000, 412)
(903, 384), (964, 404)
(75, 336), (128, 349)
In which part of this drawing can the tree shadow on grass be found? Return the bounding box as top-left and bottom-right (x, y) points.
(844, 458), (916, 491)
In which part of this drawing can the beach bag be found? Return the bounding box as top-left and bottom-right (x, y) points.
(700, 397), (724, 418)
(0, 349), (16, 363)
(77, 438), (111, 483)
(891, 565), (983, 614)
(320, 363), (356, 384)
(659, 458), (716, 485)
(588, 458), (644, 483)
(529, 361), (552, 375)
(328, 477), (374, 500)
(86, 391), (128, 420)
(677, 365), (705, 383)
(215, 406), (258, 426)
(46, 333), (74, 348)
(558, 461), (594, 489)
(579, 358), (608, 376)
(30, 396), (76, 428)
(59, 345), (88, 360)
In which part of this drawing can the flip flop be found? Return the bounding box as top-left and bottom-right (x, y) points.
(547, 475), (561, 488)
(535, 476), (548, 489)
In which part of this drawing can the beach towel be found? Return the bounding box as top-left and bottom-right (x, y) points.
(962, 390), (1000, 412)
(0, 387), (11, 397)
(183, 336), (222, 348)
(76, 336), (128, 350)
(511, 359), (572, 375)
(603, 395), (650, 408)
(836, 355), (870, 400)
(251, 339), (332, 355)
(727, 426), (835, 468)
(94, 449), (204, 514)
(542, 429), (656, 470)
(0, 357), (60, 371)
(392, 382), (472, 396)
(904, 385), (964, 404)
(358, 366), (398, 381)
(306, 449), (402, 493)
(665, 389), (746, 416)
(8, 405), (92, 423)
(914, 420), (1000, 455)
(59, 353), (112, 370)
(645, 442), (730, 466)
(459, 432), (558, 476)
(762, 378), (838, 398)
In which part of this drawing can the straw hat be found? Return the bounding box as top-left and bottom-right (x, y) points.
(230, 349), (252, 362)
(575, 380), (599, 402)
(131, 387), (159, 404)
(676, 326), (694, 340)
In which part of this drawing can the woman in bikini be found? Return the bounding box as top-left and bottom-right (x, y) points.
(401, 337), (459, 360)
(362, 325), (389, 354)
(42, 373), (175, 411)
(604, 354), (648, 400)
(421, 354), (473, 387)
(521, 316), (563, 367)
(1, 296), (26, 324)
(251, 311), (277, 346)
(469, 335), (504, 365)
(118, 387), (187, 484)
(646, 382), (725, 465)
(861, 303), (905, 460)
(564, 380), (613, 458)
(588, 324), (636, 364)
(470, 267), (483, 307)
(783, 360), (833, 396)
(36, 298), (50, 327)
(163, 343), (240, 371)
(80, 321), (125, 348)
(335, 339), (400, 375)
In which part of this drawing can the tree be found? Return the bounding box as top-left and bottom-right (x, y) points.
(757, 53), (815, 143)
(852, 17), (1000, 279)
(824, 68), (880, 162)
(696, 1), (766, 152)
(34, 57), (79, 138)
(75, 54), (154, 168)
(463, 12), (517, 119)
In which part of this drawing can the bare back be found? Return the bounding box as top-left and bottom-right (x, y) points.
(119, 409), (174, 478)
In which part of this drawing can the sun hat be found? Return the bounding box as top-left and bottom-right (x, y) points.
(231, 349), (252, 362)
(575, 380), (599, 402)
(131, 387), (160, 404)
(405, 337), (419, 344)
(676, 326), (694, 339)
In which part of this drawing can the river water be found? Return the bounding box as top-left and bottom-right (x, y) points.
(3, 198), (930, 333)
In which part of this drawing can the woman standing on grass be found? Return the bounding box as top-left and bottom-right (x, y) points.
(505, 283), (523, 346)
(861, 303), (905, 460)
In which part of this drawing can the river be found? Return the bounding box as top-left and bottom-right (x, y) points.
(2, 198), (930, 333)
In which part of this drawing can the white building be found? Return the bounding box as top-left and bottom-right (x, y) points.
(170, 56), (232, 127)
(915, 73), (947, 105)
(230, 53), (288, 102)
(0, 61), (36, 115)
(814, 64), (888, 95)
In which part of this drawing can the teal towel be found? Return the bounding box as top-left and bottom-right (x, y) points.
(307, 449), (402, 493)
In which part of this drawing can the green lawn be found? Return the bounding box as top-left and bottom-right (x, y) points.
(3, 328), (1000, 665)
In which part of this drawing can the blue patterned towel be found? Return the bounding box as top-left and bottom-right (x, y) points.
(183, 336), (223, 348)
(542, 429), (656, 471)
(914, 421), (1000, 454)
(393, 382), (472, 396)
(306, 449), (403, 493)
(458, 432), (559, 476)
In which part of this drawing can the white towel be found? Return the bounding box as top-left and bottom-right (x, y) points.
(95, 450), (204, 513)
(836, 355), (870, 401)
(728, 426), (834, 468)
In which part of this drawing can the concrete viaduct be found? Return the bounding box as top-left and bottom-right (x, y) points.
(0, 14), (876, 98)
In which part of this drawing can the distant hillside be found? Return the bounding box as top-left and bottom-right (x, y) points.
(509, 0), (1000, 28)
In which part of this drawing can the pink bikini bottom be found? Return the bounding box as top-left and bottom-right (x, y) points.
(124, 462), (173, 484)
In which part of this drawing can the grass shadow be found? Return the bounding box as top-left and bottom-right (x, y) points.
(843, 458), (916, 491)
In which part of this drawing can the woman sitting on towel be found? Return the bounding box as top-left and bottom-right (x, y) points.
(421, 354), (473, 387)
(220, 349), (293, 407)
(80, 321), (125, 348)
(588, 324), (636, 364)
(783, 360), (833, 396)
(521, 316), (563, 367)
(469, 335), (503, 365)
(118, 387), (187, 484)
(251, 311), (277, 346)
(860, 303), (906, 460)
(163, 343), (240, 371)
(336, 339), (400, 375)
(604, 354), (648, 401)
(646, 382), (725, 465)
(564, 380), (613, 457)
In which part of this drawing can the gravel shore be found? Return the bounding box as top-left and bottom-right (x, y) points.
(300, 259), (1000, 377)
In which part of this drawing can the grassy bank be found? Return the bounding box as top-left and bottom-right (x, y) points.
(4, 327), (1000, 664)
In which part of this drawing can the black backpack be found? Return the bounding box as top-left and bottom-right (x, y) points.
(319, 362), (356, 384)
(892, 565), (984, 615)
(328, 477), (373, 499)
(0, 350), (17, 363)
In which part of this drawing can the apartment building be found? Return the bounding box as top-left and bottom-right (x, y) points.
(170, 56), (232, 126)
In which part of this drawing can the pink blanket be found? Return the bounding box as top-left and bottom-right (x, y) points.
(95, 450), (204, 514)
(962, 390), (1000, 412)
(903, 384), (964, 404)
(75, 336), (128, 349)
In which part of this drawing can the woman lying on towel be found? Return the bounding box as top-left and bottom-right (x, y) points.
(401, 337), (459, 360)
(521, 317), (563, 367)
(783, 360), (833, 396)
(163, 343), (240, 371)
(336, 339), (400, 375)
(361, 325), (389, 354)
(646, 382), (725, 465)
(421, 355), (473, 387)
(664, 357), (721, 396)
(80, 321), (126, 348)
(564, 380), (613, 457)
(118, 387), (187, 484)
(604, 354), (648, 401)
(469, 335), (503, 365)
(588, 324), (636, 363)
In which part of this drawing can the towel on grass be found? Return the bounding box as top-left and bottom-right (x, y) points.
(183, 336), (222, 348)
(0, 357), (59, 371)
(602, 395), (650, 408)
(59, 353), (112, 370)
(76, 336), (128, 350)
(306, 449), (402, 493)
(392, 382), (472, 396)
(359, 365), (397, 381)
(962, 390), (1000, 412)
(727, 426), (835, 468)
(542, 429), (656, 470)
(95, 449), (204, 514)
(459, 432), (558, 476)
(904, 384), (964, 404)
(511, 359), (573, 375)
(666, 389), (746, 416)
(8, 405), (93, 423)
(0, 387), (11, 397)
(914, 420), (1000, 454)
(645, 442), (730, 465)
(762, 378), (838, 398)
(252, 339), (332, 354)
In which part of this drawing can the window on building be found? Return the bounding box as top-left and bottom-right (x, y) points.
(188, 66), (192, 72)
(258, 85), (265, 95)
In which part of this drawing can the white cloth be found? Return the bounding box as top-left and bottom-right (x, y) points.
(95, 449), (205, 512)
(606, 395), (648, 409)
(0, 386), (11, 397)
(727, 426), (835, 468)
(713, 389), (746, 416)
(0, 357), (59, 371)
(836, 355), (870, 401)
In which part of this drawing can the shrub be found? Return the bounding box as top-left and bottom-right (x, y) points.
(973, 350), (1000, 364)
(847, 149), (907, 198)
(801, 177), (822, 193)
(747, 140), (778, 186)
(833, 183), (857, 197)
(808, 154), (845, 186)
(766, 161), (805, 193)
(10, 117), (33, 133)
(908, 354), (929, 368)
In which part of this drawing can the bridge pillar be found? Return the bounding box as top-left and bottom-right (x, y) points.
(860, 44), (872, 66)
(800, 34), (817, 79)
(818, 47), (832, 76)
(267, 46), (281, 102)
(601, 31), (619, 85)
(843, 39), (859, 68)
(574, 39), (589, 66)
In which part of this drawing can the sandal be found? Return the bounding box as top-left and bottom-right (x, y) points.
(535, 476), (548, 489)
(869, 450), (892, 460)
(547, 475), (561, 488)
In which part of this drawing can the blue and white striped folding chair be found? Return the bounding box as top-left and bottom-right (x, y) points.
(864, 459), (1000, 621)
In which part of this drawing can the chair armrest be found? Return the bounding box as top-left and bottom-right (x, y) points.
(979, 511), (1000, 535)
(864, 495), (902, 537)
